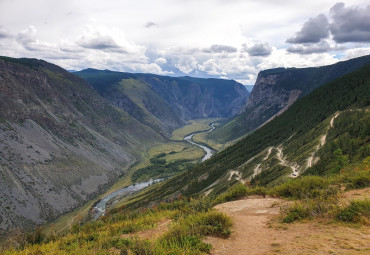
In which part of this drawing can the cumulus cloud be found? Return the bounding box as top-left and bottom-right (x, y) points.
(287, 40), (346, 55)
(286, 14), (329, 44)
(286, 2), (370, 52)
(244, 42), (272, 56)
(329, 2), (370, 43)
(155, 57), (167, 64)
(174, 56), (198, 74)
(287, 41), (329, 54)
(78, 33), (120, 50)
(16, 26), (59, 52)
(76, 25), (146, 55)
(203, 44), (237, 53)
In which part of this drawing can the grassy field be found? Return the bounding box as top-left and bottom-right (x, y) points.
(171, 118), (222, 141)
(192, 121), (233, 151)
(149, 141), (204, 163)
(4, 158), (369, 254)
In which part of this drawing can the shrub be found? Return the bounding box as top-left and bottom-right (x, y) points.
(282, 202), (310, 223)
(25, 227), (45, 245)
(214, 183), (248, 204)
(282, 195), (339, 223)
(337, 199), (370, 223)
(269, 176), (339, 199)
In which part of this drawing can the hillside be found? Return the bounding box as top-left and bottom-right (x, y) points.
(211, 54), (370, 142)
(0, 57), (164, 234)
(75, 69), (248, 137)
(2, 62), (369, 255)
(123, 63), (370, 206)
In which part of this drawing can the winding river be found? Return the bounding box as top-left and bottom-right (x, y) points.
(92, 179), (162, 220)
(92, 123), (216, 220)
(184, 123), (215, 162)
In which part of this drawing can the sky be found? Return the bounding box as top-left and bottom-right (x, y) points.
(0, 0), (369, 85)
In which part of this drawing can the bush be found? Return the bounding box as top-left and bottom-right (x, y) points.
(337, 199), (370, 223)
(214, 184), (248, 204)
(282, 195), (339, 223)
(269, 176), (339, 199)
(25, 227), (45, 245)
(162, 210), (232, 243)
(282, 202), (310, 223)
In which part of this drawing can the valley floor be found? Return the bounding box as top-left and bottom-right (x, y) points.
(42, 118), (221, 236)
(204, 188), (370, 255)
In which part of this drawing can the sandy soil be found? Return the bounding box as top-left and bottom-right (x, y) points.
(204, 191), (370, 255)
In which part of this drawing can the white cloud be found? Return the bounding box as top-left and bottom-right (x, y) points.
(344, 47), (370, 59)
(155, 57), (167, 65)
(174, 56), (198, 74)
(243, 42), (272, 56)
(0, 0), (369, 84)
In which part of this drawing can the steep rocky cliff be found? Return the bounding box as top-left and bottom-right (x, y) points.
(210, 54), (370, 142)
(76, 70), (249, 137)
(0, 57), (163, 233)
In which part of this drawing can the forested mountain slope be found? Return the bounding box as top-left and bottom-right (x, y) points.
(127, 64), (370, 206)
(211, 54), (370, 142)
(76, 69), (248, 137)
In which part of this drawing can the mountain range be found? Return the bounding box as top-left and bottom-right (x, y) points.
(120, 59), (370, 208)
(75, 69), (248, 137)
(0, 56), (247, 233)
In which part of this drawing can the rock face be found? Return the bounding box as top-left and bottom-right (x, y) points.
(211, 54), (370, 142)
(76, 70), (249, 137)
(0, 57), (163, 233)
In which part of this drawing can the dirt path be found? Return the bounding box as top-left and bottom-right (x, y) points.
(204, 197), (288, 255)
(306, 112), (340, 169)
(276, 147), (298, 177)
(204, 190), (370, 255)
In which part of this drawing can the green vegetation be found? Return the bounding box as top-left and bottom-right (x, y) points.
(5, 156), (368, 254)
(132, 158), (194, 183)
(214, 157), (370, 224)
(213, 184), (266, 204)
(337, 199), (370, 223)
(211, 54), (370, 142)
(76, 68), (248, 139)
(305, 110), (370, 176)
(3, 196), (231, 255)
(41, 119), (213, 236)
(121, 64), (370, 206)
(171, 118), (221, 141)
(192, 122), (229, 151)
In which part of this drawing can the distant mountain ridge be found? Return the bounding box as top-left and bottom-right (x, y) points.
(75, 69), (249, 137)
(211, 54), (370, 142)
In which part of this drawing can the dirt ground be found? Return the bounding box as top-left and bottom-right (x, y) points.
(204, 189), (370, 255)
